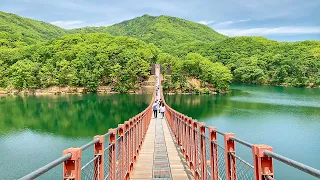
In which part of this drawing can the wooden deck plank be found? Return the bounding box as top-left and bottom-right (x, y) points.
(130, 116), (193, 180)
(130, 118), (156, 179)
(162, 118), (194, 180)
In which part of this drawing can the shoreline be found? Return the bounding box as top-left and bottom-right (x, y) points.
(0, 86), (220, 97)
(0, 86), (145, 97)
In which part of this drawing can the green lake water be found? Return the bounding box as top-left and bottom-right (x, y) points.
(0, 94), (152, 179)
(165, 84), (320, 180)
(0, 84), (320, 179)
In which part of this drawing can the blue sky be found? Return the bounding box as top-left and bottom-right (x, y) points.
(1, 0), (320, 41)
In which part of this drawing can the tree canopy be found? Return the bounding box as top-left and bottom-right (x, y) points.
(1, 33), (159, 92)
(167, 37), (320, 87)
(0, 11), (319, 94)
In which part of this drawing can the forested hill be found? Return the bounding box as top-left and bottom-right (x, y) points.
(69, 14), (227, 52)
(0, 11), (319, 93)
(0, 11), (66, 48)
(169, 36), (320, 87)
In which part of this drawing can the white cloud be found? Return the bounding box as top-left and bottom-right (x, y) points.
(215, 19), (252, 26)
(216, 26), (320, 36)
(198, 20), (215, 25)
(50, 20), (84, 29)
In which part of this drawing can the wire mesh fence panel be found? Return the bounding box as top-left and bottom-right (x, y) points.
(130, 128), (133, 164)
(116, 136), (123, 180)
(81, 155), (100, 180)
(104, 144), (112, 180)
(190, 128), (195, 171)
(196, 128), (202, 179)
(136, 123), (139, 154)
(124, 131), (129, 177)
(216, 143), (227, 180)
(230, 153), (254, 180)
(205, 136), (212, 180)
(185, 123), (190, 161)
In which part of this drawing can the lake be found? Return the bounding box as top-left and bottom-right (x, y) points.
(0, 84), (319, 179)
(0, 94), (152, 179)
(165, 84), (320, 180)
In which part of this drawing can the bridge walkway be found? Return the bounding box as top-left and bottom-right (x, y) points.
(18, 64), (320, 180)
(131, 113), (193, 180)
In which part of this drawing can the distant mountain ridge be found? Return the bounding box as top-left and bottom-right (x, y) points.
(69, 14), (228, 52)
(0, 11), (66, 47)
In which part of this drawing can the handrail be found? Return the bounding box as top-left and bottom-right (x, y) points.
(80, 138), (100, 151)
(18, 153), (72, 180)
(213, 129), (224, 135)
(229, 136), (253, 148)
(264, 150), (320, 178)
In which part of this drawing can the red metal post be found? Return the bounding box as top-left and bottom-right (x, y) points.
(137, 117), (141, 154)
(93, 135), (105, 180)
(209, 127), (219, 180)
(180, 115), (183, 146)
(63, 148), (82, 180)
(182, 117), (188, 156)
(129, 120), (134, 173)
(133, 118), (137, 164)
(177, 115), (181, 146)
(174, 112), (178, 139)
(192, 120), (199, 179)
(118, 124), (126, 180)
(109, 129), (117, 180)
(186, 119), (192, 165)
(252, 145), (274, 180)
(125, 121), (130, 178)
(199, 122), (206, 180)
(224, 133), (236, 180)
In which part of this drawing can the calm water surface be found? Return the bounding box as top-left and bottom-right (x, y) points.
(165, 84), (320, 180)
(0, 85), (319, 179)
(0, 94), (151, 179)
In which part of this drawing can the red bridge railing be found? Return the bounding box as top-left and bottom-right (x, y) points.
(19, 94), (155, 180)
(160, 86), (320, 180)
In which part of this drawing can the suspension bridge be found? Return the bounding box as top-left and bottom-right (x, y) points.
(18, 65), (320, 180)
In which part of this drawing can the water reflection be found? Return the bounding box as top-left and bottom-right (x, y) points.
(164, 85), (320, 120)
(0, 94), (151, 137)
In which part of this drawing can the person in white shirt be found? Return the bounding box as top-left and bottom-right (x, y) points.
(159, 104), (166, 119)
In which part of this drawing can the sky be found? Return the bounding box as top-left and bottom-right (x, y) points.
(1, 0), (320, 41)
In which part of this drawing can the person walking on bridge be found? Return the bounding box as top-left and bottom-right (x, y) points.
(152, 100), (158, 118)
(158, 99), (162, 113)
(160, 104), (166, 118)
